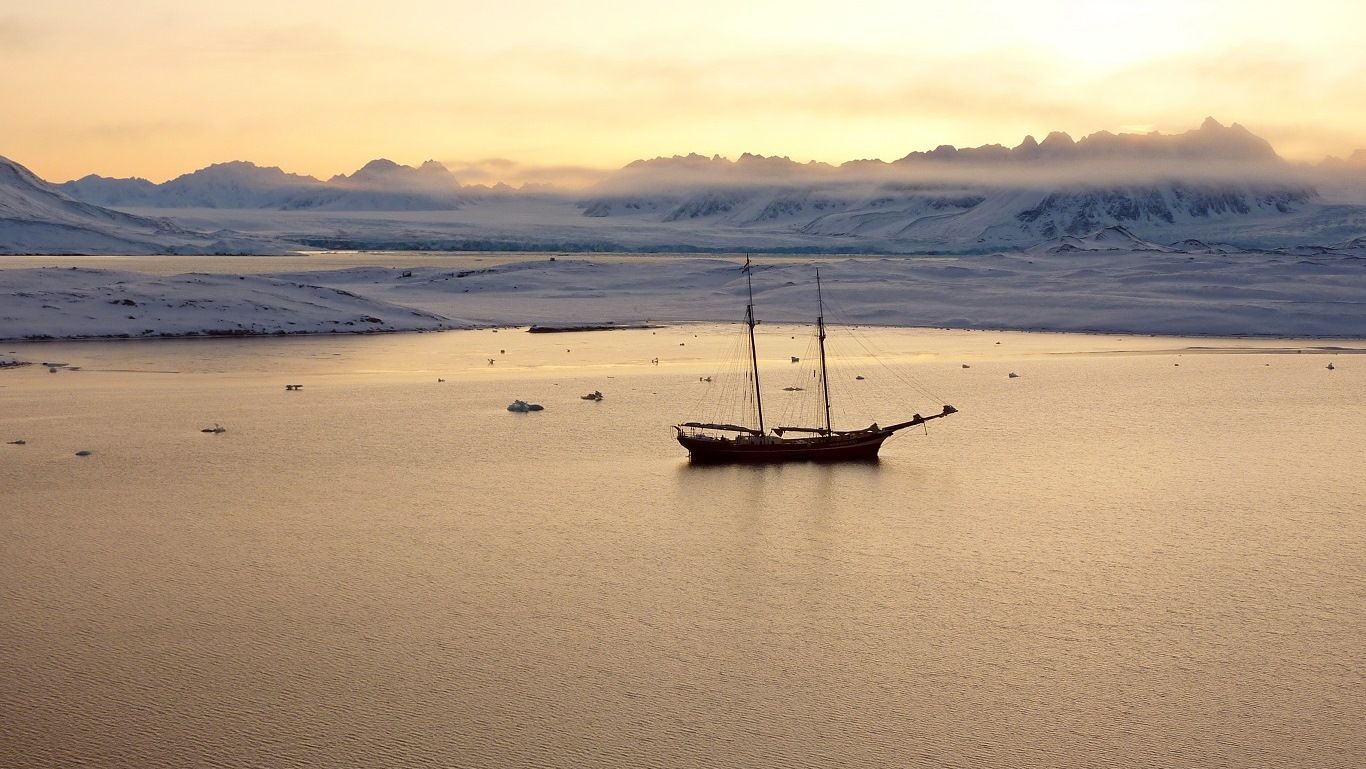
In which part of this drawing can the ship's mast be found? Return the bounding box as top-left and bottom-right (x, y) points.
(744, 256), (766, 435)
(816, 268), (833, 436)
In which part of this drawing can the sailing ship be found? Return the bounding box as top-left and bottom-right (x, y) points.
(674, 258), (957, 463)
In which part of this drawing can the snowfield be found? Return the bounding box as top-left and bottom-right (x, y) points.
(0, 268), (462, 340)
(4, 237), (1365, 340)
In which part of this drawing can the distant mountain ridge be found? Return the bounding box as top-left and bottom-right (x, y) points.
(601, 118), (1284, 188)
(0, 155), (286, 254)
(6, 118), (1365, 254)
(893, 117), (1278, 165)
(55, 117), (1304, 213)
(577, 119), (1328, 247)
(60, 158), (468, 211)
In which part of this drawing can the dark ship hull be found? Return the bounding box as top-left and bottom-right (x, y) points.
(677, 429), (890, 464)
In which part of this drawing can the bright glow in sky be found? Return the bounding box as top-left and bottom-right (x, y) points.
(2, 0), (1364, 182)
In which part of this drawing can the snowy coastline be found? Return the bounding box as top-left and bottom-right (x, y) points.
(4, 243), (1366, 341)
(0, 267), (464, 341)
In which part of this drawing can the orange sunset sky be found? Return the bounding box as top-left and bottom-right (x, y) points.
(2, 0), (1364, 183)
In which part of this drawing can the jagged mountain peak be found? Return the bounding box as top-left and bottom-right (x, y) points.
(170, 161), (320, 186)
(328, 158), (460, 193)
(72, 172), (155, 185)
(881, 120), (1280, 168)
(345, 157), (454, 178)
(1040, 131), (1076, 148)
(357, 158), (401, 173)
(625, 153), (739, 171)
(51, 155), (465, 211)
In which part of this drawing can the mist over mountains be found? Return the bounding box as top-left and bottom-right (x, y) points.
(568, 118), (1361, 249)
(5, 118), (1366, 254)
(57, 117), (1324, 205)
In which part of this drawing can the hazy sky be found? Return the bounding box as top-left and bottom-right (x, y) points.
(3, 0), (1364, 182)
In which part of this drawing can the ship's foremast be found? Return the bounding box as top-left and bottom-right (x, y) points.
(816, 268), (833, 436)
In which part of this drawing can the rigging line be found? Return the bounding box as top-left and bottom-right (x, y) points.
(824, 356), (857, 428)
(835, 327), (935, 395)
(695, 324), (755, 429)
(775, 334), (822, 428)
(684, 322), (744, 420)
(819, 304), (946, 404)
(718, 335), (745, 426)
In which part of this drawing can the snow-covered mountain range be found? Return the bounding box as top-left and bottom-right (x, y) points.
(59, 158), (468, 211)
(5, 118), (1366, 254)
(573, 119), (1349, 249)
(0, 155), (285, 254)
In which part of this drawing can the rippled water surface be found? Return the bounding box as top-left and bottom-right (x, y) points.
(2, 327), (1363, 768)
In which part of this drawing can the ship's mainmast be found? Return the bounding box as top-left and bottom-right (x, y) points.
(744, 256), (766, 435)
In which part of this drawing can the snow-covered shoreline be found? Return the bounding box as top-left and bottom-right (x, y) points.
(0, 267), (465, 341)
(4, 244), (1366, 342)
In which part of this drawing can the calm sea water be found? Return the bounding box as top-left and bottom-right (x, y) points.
(2, 327), (1363, 768)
